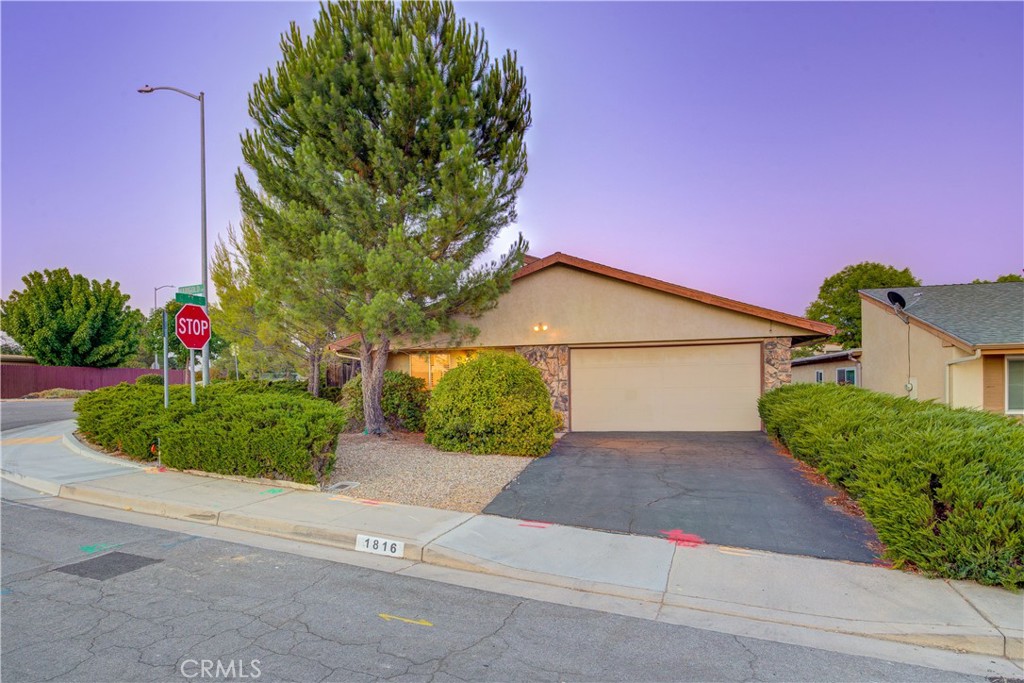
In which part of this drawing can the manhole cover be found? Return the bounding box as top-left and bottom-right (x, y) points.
(55, 552), (162, 581)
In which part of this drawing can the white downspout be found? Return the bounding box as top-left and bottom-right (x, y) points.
(945, 349), (981, 406)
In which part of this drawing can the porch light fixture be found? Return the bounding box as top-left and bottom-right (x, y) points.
(532, 323), (549, 332)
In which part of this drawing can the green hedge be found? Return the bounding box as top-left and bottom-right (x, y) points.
(75, 381), (343, 485)
(134, 373), (163, 386)
(425, 352), (555, 456)
(338, 371), (428, 432)
(759, 383), (1024, 588)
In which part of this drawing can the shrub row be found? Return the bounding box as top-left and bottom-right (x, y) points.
(338, 371), (428, 432)
(337, 353), (556, 456)
(758, 383), (1024, 588)
(75, 380), (343, 485)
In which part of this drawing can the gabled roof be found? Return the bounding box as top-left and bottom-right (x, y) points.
(517, 252), (834, 336)
(860, 283), (1024, 348)
(328, 252), (835, 353)
(791, 348), (862, 367)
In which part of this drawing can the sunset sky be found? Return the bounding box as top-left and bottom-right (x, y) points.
(3, 1), (1021, 317)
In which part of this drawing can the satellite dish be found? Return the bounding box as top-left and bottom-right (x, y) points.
(886, 291), (907, 309)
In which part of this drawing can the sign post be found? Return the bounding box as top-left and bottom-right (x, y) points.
(174, 304), (212, 405)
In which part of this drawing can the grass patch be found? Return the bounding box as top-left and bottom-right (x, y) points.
(21, 388), (91, 399)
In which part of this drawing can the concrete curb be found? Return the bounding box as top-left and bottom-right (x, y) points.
(59, 483), (220, 525)
(0, 470), (62, 496)
(61, 433), (147, 470)
(43, 479), (1021, 664)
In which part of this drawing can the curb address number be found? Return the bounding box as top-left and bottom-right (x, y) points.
(356, 534), (404, 558)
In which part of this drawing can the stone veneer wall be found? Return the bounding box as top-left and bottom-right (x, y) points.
(515, 345), (570, 430)
(763, 338), (793, 391)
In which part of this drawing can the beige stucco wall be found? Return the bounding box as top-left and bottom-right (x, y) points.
(791, 358), (859, 385)
(948, 357), (983, 409)
(860, 299), (973, 402)
(398, 265), (815, 351)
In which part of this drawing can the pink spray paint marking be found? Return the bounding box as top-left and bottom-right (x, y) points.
(518, 520), (551, 529)
(660, 529), (705, 547)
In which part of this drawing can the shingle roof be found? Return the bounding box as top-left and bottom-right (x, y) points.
(791, 348), (862, 367)
(861, 283), (1024, 347)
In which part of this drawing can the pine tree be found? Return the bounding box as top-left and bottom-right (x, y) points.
(238, 1), (531, 432)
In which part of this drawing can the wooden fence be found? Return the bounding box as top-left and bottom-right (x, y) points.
(1, 364), (188, 398)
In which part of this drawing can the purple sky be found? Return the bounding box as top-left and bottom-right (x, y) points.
(3, 2), (1021, 318)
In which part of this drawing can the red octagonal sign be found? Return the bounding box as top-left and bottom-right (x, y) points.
(175, 304), (211, 350)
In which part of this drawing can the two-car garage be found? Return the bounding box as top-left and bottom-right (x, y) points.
(569, 344), (763, 432)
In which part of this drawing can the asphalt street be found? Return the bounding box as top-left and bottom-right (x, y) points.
(1, 399), (78, 432)
(485, 432), (880, 562)
(0, 482), (989, 683)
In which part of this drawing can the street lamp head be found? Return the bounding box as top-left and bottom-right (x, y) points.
(138, 85), (155, 94)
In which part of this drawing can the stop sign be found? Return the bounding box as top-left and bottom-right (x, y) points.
(175, 304), (211, 350)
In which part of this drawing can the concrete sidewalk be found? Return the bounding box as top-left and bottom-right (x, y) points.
(2, 420), (1022, 671)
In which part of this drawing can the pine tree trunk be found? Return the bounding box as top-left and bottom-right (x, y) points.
(307, 350), (321, 397)
(360, 336), (390, 435)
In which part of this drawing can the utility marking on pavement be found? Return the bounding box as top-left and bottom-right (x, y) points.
(718, 547), (757, 557)
(328, 495), (389, 506)
(660, 529), (705, 547)
(378, 613), (432, 627)
(80, 543), (121, 554)
(0, 588), (12, 596)
(259, 488), (285, 495)
(0, 436), (62, 445)
(518, 520), (551, 528)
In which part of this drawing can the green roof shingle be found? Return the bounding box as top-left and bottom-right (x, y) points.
(861, 282), (1024, 346)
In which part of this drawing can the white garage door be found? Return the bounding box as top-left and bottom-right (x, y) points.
(570, 345), (762, 431)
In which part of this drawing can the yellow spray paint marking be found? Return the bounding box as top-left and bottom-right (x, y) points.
(1, 436), (61, 445)
(378, 613), (433, 627)
(717, 547), (760, 558)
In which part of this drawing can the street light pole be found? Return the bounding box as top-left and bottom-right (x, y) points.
(138, 84), (210, 386)
(153, 284), (174, 368)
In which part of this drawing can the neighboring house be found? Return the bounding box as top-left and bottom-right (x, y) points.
(859, 283), (1024, 416)
(329, 252), (834, 432)
(791, 348), (862, 386)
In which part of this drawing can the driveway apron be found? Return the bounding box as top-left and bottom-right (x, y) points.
(484, 432), (880, 563)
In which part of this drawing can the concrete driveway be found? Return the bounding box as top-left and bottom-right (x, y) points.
(483, 432), (880, 563)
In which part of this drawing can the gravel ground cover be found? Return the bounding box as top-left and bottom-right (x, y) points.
(331, 431), (533, 513)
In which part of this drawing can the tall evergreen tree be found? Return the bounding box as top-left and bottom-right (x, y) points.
(238, 1), (531, 432)
(0, 268), (143, 367)
(211, 220), (329, 392)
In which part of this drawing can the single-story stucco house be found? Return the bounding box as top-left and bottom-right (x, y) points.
(791, 348), (862, 386)
(330, 252), (834, 432)
(859, 282), (1024, 416)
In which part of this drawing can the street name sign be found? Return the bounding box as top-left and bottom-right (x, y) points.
(175, 292), (206, 306)
(178, 284), (205, 295)
(174, 304), (211, 350)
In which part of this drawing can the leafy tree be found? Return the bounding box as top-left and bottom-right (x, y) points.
(140, 300), (228, 371)
(211, 220), (324, 391)
(237, 1), (531, 432)
(806, 262), (921, 348)
(971, 273), (1024, 283)
(0, 268), (143, 367)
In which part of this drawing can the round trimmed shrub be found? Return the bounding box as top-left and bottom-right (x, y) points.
(338, 371), (428, 432)
(134, 373), (163, 386)
(425, 352), (554, 456)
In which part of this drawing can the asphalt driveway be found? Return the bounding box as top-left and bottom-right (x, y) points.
(484, 432), (880, 563)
